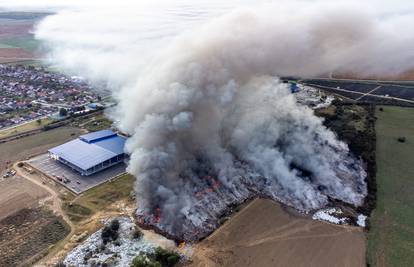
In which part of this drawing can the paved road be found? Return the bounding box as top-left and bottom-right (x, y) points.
(304, 83), (414, 104)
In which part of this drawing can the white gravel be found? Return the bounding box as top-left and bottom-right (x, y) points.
(357, 214), (367, 227)
(312, 208), (348, 225)
(64, 217), (155, 267)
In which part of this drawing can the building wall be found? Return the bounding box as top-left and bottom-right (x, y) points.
(49, 152), (125, 176)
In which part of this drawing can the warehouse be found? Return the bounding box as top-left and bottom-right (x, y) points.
(48, 129), (126, 176)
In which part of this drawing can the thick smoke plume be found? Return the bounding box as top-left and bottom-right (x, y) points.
(34, 1), (414, 240)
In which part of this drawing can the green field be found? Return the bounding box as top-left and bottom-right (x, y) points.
(63, 173), (134, 223)
(368, 106), (414, 267)
(0, 118), (53, 139)
(0, 35), (41, 52)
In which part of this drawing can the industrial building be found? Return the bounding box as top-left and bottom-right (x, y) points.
(48, 129), (126, 176)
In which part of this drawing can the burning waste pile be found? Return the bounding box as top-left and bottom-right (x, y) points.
(35, 1), (414, 242)
(133, 80), (368, 241)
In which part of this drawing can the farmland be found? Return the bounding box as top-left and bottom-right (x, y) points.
(303, 79), (414, 106)
(367, 106), (414, 267)
(0, 12), (50, 63)
(189, 198), (366, 267)
(0, 117), (53, 139)
(0, 208), (70, 266)
(0, 126), (84, 173)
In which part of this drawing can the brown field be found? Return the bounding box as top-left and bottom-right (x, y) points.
(0, 47), (34, 59)
(188, 199), (366, 267)
(330, 70), (414, 81)
(0, 175), (49, 220)
(0, 208), (70, 267)
(0, 126), (84, 173)
(0, 126), (85, 266)
(0, 172), (69, 266)
(0, 23), (33, 38)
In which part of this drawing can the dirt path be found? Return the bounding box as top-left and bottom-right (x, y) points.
(14, 163), (74, 229)
(13, 163), (76, 266)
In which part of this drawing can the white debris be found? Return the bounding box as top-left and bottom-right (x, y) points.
(295, 85), (334, 109)
(357, 214), (367, 227)
(64, 217), (155, 267)
(312, 208), (348, 225)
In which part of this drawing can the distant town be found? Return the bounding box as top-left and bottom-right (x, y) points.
(0, 64), (103, 129)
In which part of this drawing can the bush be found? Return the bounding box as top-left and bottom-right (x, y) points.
(110, 219), (120, 231)
(397, 137), (406, 143)
(133, 228), (143, 239)
(152, 247), (180, 267)
(101, 219), (120, 244)
(131, 254), (161, 267)
(130, 248), (180, 267)
(59, 108), (68, 117)
(54, 262), (66, 267)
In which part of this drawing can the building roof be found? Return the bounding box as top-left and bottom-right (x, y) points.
(49, 130), (126, 170)
(79, 129), (117, 143)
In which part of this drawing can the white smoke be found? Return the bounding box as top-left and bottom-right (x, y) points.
(30, 0), (414, 239)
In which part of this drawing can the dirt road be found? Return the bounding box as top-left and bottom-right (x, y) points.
(14, 163), (74, 230)
(13, 163), (77, 266)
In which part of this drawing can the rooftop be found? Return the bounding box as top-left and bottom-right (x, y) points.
(49, 129), (126, 170)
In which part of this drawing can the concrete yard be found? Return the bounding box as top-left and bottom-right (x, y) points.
(28, 154), (126, 194)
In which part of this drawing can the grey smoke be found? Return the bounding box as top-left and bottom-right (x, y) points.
(32, 1), (414, 239)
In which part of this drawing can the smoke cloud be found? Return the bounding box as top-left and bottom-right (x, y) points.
(31, 0), (414, 240)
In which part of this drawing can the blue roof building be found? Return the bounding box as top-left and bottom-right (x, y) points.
(48, 129), (127, 176)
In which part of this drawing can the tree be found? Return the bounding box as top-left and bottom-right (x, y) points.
(59, 108), (68, 117)
(36, 118), (42, 125)
(131, 255), (161, 267)
(101, 219), (120, 244)
(397, 137), (406, 143)
(133, 228), (143, 239)
(152, 247), (180, 267)
(110, 219), (120, 231)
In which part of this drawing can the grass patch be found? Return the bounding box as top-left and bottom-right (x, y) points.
(0, 43), (16, 48)
(83, 116), (113, 132)
(63, 173), (134, 223)
(0, 118), (53, 139)
(0, 35), (41, 52)
(367, 106), (414, 267)
(62, 203), (93, 223)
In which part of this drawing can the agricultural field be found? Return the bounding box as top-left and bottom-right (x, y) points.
(367, 106), (414, 267)
(0, 174), (49, 221)
(0, 117), (53, 139)
(0, 126), (84, 173)
(189, 198), (366, 267)
(0, 12), (50, 63)
(0, 208), (70, 267)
